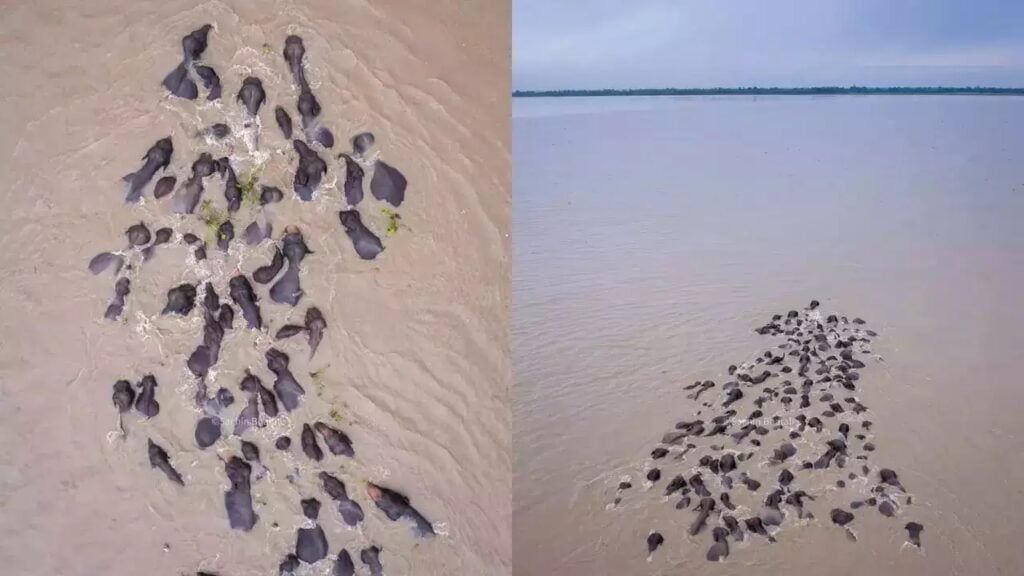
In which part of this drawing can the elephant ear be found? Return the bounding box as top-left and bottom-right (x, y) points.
(162, 62), (198, 99)
(88, 252), (124, 275)
(370, 161), (407, 206)
(275, 324), (306, 339)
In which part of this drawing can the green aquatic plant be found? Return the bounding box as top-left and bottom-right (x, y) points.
(310, 368), (326, 397)
(239, 165), (263, 208)
(380, 207), (405, 236)
(199, 199), (228, 245)
(329, 408), (343, 423)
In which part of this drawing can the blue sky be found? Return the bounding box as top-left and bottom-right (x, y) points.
(513, 0), (1024, 89)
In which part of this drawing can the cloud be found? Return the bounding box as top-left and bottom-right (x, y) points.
(513, 0), (1024, 89)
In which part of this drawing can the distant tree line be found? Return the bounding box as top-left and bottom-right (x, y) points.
(512, 86), (1024, 97)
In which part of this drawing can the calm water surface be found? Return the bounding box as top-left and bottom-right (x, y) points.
(513, 95), (1024, 575)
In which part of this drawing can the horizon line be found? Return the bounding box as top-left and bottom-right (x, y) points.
(513, 86), (1024, 97)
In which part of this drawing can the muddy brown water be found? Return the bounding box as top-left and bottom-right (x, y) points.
(0, 1), (510, 574)
(513, 95), (1024, 576)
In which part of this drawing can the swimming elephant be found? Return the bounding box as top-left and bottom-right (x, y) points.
(647, 532), (664, 553)
(301, 423), (323, 462)
(266, 348), (305, 410)
(237, 77), (266, 117)
(260, 185), (284, 205)
(194, 65), (221, 100)
(253, 247), (285, 284)
(162, 283), (197, 316)
(223, 456), (257, 531)
(162, 25), (212, 99)
(134, 375), (160, 418)
(319, 472), (365, 527)
(366, 482), (435, 538)
(283, 35), (307, 88)
(352, 132), (375, 157)
(339, 153), (364, 206)
(295, 498), (328, 563)
(147, 439), (184, 485)
(292, 140), (327, 201)
(229, 275), (262, 330)
(332, 550), (355, 576)
(275, 106), (293, 139)
(104, 277), (131, 320)
(359, 547), (383, 576)
(314, 421), (353, 457)
(123, 138), (173, 202)
(338, 209), (383, 260)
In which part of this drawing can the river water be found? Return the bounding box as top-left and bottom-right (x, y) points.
(0, 1), (510, 574)
(513, 95), (1024, 575)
